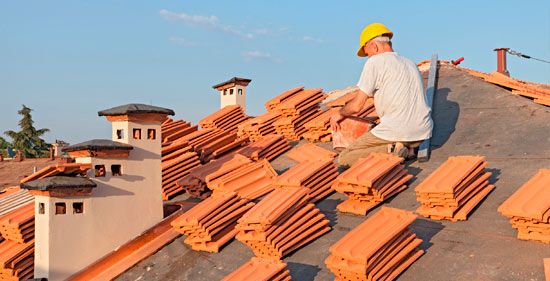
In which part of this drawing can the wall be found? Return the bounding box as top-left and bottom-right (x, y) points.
(220, 85), (246, 111)
(33, 119), (163, 281)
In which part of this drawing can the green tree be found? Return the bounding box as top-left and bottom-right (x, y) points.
(4, 105), (50, 158)
(0, 136), (9, 157)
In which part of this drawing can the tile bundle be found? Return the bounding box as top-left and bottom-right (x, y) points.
(237, 112), (281, 141)
(333, 153), (412, 215)
(273, 108), (322, 141)
(208, 159), (278, 200)
(237, 135), (290, 161)
(236, 187), (330, 260)
(0, 203), (34, 243)
(325, 207), (423, 281)
(0, 239), (34, 281)
(222, 257), (290, 281)
(273, 158), (338, 203)
(171, 192), (255, 252)
(178, 154), (253, 198)
(161, 118), (197, 143)
(498, 169), (550, 243)
(161, 151), (201, 200)
(199, 105), (249, 132)
(286, 143), (336, 164)
(264, 86), (305, 112)
(415, 156), (494, 221)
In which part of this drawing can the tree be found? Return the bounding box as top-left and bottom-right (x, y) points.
(4, 105), (50, 158)
(0, 136), (9, 157)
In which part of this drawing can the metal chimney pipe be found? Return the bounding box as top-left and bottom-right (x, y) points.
(494, 48), (510, 76)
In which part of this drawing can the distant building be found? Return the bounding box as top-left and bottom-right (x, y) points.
(212, 77), (251, 111)
(24, 103), (174, 281)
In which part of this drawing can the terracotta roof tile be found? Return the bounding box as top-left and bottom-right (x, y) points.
(238, 135), (290, 161)
(0, 203), (34, 244)
(177, 154), (252, 198)
(236, 193), (330, 259)
(171, 192), (254, 253)
(274, 158), (338, 203)
(286, 143), (336, 163)
(0, 239), (34, 281)
(199, 105), (248, 132)
(209, 160), (277, 200)
(264, 86), (305, 112)
(325, 207), (423, 280)
(415, 156), (495, 221)
(497, 169), (550, 243)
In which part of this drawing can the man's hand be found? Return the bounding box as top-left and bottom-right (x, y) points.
(330, 112), (345, 132)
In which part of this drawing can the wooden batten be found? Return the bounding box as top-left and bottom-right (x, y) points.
(68, 150), (130, 159)
(105, 113), (168, 123)
(29, 188), (94, 197)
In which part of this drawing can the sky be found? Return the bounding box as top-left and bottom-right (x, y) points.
(1, 1), (549, 144)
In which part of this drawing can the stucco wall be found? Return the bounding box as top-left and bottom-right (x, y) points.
(220, 85), (246, 111)
(34, 119), (163, 280)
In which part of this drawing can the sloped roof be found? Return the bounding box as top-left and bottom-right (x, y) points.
(62, 139), (133, 152)
(98, 103), (175, 116)
(21, 176), (96, 191)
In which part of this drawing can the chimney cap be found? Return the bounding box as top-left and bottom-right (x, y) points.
(98, 103), (175, 117)
(212, 77), (251, 90)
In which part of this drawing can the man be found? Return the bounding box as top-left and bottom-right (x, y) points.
(331, 23), (433, 167)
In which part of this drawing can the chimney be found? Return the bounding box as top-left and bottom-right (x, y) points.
(494, 48), (510, 76)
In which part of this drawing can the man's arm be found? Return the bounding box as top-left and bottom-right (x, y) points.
(330, 89), (370, 131)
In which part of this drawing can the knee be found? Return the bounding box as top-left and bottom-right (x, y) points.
(337, 150), (354, 168)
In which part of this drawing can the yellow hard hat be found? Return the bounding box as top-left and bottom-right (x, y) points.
(357, 23), (393, 57)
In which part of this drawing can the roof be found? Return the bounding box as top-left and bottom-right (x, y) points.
(212, 77), (252, 89)
(98, 103), (175, 117)
(21, 176), (96, 191)
(62, 139), (133, 152)
(119, 65), (550, 281)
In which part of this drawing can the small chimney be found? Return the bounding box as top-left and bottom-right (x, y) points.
(494, 48), (510, 76)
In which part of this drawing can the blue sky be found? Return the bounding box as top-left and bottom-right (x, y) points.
(1, 1), (549, 144)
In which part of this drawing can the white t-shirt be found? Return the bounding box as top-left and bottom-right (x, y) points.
(356, 52), (433, 142)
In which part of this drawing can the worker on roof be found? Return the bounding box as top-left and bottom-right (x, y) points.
(330, 23), (433, 167)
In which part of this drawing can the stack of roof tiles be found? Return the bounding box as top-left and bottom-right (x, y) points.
(0, 204), (34, 243)
(498, 169), (550, 243)
(178, 154), (252, 198)
(303, 97), (376, 143)
(415, 156), (495, 221)
(0, 190), (35, 281)
(161, 118), (197, 143)
(264, 86), (304, 112)
(325, 207), (424, 281)
(161, 151), (201, 200)
(237, 112), (281, 141)
(273, 158), (338, 203)
(333, 153), (412, 215)
(0, 239), (34, 281)
(237, 135), (290, 161)
(222, 257), (290, 281)
(199, 105), (248, 132)
(171, 192), (254, 252)
(208, 159), (278, 200)
(270, 88), (326, 141)
(203, 136), (249, 162)
(286, 143), (337, 164)
(235, 187), (330, 260)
